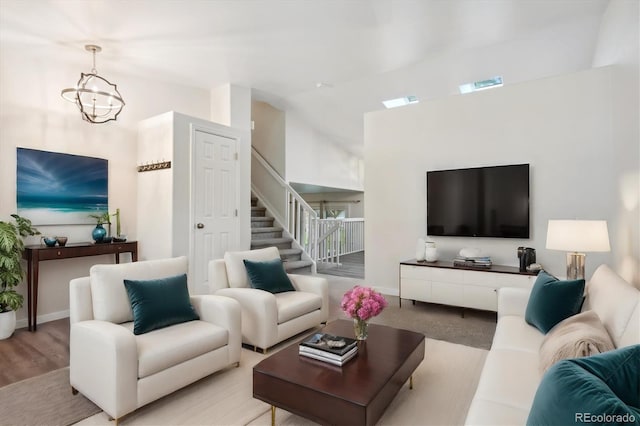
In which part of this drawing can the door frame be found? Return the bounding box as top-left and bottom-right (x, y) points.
(189, 122), (242, 294)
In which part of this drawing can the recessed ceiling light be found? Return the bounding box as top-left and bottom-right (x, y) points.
(382, 95), (419, 109)
(459, 76), (503, 94)
(315, 82), (333, 89)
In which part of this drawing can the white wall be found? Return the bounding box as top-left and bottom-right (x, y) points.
(0, 48), (210, 327)
(364, 66), (638, 294)
(286, 111), (364, 191)
(591, 0), (640, 286)
(252, 101), (286, 177)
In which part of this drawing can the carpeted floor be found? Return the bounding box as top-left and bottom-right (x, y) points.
(0, 368), (100, 426)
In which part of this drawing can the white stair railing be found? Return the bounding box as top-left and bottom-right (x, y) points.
(316, 218), (365, 265)
(342, 218), (365, 255)
(251, 147), (318, 264)
(317, 219), (343, 265)
(251, 147), (365, 269)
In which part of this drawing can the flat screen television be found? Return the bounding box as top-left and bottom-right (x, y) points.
(427, 164), (530, 238)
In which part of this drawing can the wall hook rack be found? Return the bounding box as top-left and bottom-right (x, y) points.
(137, 161), (171, 173)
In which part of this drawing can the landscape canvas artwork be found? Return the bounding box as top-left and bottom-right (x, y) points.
(17, 148), (108, 225)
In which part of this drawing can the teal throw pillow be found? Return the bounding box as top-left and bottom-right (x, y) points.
(124, 273), (199, 335)
(525, 271), (585, 333)
(243, 258), (295, 294)
(527, 345), (640, 426)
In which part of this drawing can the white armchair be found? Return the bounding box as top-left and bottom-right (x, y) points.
(208, 247), (328, 353)
(69, 256), (241, 423)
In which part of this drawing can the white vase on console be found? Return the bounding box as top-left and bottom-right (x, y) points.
(425, 241), (439, 262)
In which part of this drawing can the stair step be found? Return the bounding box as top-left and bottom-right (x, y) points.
(279, 248), (303, 260)
(250, 237), (292, 250)
(251, 197), (258, 207)
(251, 206), (266, 217)
(251, 216), (275, 228)
(251, 227), (283, 239)
(283, 259), (314, 274)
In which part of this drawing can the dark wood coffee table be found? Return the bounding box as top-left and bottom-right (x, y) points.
(253, 320), (425, 426)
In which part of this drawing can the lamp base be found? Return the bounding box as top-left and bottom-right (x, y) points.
(566, 252), (586, 280)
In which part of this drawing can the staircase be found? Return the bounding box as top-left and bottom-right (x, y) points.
(251, 197), (314, 274)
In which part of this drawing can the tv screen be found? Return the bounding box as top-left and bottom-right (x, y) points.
(427, 164), (530, 238)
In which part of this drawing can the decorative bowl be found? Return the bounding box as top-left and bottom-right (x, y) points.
(56, 236), (68, 246)
(43, 237), (57, 247)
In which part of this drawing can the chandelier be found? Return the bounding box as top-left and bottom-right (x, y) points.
(61, 45), (125, 124)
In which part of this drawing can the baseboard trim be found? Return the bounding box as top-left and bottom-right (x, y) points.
(16, 310), (70, 329)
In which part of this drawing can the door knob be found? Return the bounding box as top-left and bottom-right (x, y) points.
(196, 223), (205, 229)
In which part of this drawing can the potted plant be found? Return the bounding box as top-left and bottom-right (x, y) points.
(89, 211), (111, 242)
(0, 214), (39, 339)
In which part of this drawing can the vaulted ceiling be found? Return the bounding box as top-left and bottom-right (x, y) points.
(0, 0), (611, 155)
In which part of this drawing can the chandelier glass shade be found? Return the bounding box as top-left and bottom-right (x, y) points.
(61, 45), (125, 124)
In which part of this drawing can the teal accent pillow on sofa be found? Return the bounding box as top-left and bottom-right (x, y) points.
(525, 271), (585, 333)
(243, 258), (295, 294)
(527, 345), (640, 426)
(124, 273), (199, 335)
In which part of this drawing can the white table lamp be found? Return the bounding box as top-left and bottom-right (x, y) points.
(546, 220), (610, 280)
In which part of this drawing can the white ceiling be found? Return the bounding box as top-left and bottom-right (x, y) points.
(0, 0), (611, 155)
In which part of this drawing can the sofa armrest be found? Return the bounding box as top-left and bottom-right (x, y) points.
(70, 320), (138, 419)
(190, 295), (241, 363)
(288, 274), (329, 321)
(70, 276), (93, 324)
(215, 288), (277, 349)
(497, 287), (532, 320)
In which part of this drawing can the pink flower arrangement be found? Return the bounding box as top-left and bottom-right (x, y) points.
(341, 286), (388, 321)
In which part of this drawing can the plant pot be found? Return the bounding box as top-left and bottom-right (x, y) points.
(0, 310), (17, 340)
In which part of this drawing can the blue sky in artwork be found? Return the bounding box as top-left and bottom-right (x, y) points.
(17, 148), (107, 208)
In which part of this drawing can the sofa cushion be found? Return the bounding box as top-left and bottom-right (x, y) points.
(527, 345), (640, 425)
(539, 310), (614, 373)
(525, 271), (585, 334)
(224, 247), (280, 288)
(473, 348), (541, 413)
(90, 257), (188, 324)
(583, 264), (640, 347)
(491, 315), (545, 354)
(243, 258), (295, 294)
(120, 320), (229, 378)
(124, 274), (199, 335)
(275, 291), (322, 324)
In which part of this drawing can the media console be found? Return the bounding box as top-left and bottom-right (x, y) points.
(399, 259), (538, 312)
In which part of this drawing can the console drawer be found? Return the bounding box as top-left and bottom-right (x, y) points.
(400, 278), (431, 301)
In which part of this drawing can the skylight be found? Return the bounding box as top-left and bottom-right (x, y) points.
(382, 95), (419, 109)
(459, 76), (503, 94)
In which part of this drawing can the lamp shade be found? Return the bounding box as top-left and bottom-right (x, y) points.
(546, 220), (610, 252)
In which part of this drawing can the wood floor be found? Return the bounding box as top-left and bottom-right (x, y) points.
(316, 250), (364, 279)
(0, 318), (69, 387)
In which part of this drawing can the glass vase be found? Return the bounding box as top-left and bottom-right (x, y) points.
(353, 318), (369, 341)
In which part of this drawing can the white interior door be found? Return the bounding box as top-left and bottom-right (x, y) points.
(192, 129), (238, 293)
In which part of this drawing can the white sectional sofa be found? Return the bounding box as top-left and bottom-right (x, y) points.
(465, 264), (640, 425)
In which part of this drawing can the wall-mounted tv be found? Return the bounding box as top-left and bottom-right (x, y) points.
(427, 164), (530, 238)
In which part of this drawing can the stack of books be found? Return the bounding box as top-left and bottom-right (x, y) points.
(299, 333), (358, 366)
(453, 256), (492, 269)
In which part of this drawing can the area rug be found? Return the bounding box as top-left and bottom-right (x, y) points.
(74, 338), (487, 426)
(0, 367), (100, 426)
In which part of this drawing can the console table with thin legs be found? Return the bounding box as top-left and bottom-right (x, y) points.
(22, 241), (138, 331)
